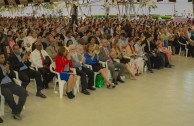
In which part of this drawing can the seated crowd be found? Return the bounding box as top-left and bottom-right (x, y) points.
(0, 15), (194, 122)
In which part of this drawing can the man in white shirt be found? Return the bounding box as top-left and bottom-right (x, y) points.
(30, 42), (55, 89)
(25, 32), (37, 52)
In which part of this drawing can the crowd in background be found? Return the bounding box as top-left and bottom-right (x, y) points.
(0, 15), (194, 122)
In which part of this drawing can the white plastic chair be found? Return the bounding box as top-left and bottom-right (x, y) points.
(84, 64), (100, 88)
(168, 46), (172, 52)
(14, 71), (37, 93)
(85, 60), (117, 87)
(99, 61), (110, 77)
(50, 62), (80, 98)
(178, 41), (188, 57)
(50, 62), (67, 99)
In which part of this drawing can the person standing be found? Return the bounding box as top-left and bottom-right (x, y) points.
(70, 4), (78, 26)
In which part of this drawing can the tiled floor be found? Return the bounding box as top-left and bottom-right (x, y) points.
(1, 55), (194, 126)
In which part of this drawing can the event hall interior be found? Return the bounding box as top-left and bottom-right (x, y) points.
(0, 0), (194, 126)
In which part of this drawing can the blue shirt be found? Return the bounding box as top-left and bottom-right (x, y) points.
(84, 53), (98, 65)
(16, 55), (28, 71)
(0, 64), (12, 85)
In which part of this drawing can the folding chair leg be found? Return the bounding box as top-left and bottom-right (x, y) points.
(58, 82), (64, 99)
(76, 76), (80, 93)
(179, 47), (181, 56)
(33, 80), (37, 93)
(53, 79), (57, 93)
(186, 49), (188, 57)
(93, 73), (97, 88)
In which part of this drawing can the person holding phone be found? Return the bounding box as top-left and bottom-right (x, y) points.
(70, 4), (78, 26)
(55, 46), (77, 99)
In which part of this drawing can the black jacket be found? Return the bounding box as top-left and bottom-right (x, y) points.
(142, 40), (156, 53)
(179, 36), (188, 44)
(9, 53), (31, 71)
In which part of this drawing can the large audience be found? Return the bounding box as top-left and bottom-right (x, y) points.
(0, 15), (194, 122)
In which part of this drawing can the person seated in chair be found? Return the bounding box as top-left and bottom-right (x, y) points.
(55, 47), (77, 99)
(142, 34), (157, 72)
(99, 38), (125, 85)
(46, 36), (59, 61)
(30, 42), (55, 89)
(9, 44), (46, 98)
(84, 43), (115, 88)
(69, 45), (95, 95)
(0, 52), (28, 120)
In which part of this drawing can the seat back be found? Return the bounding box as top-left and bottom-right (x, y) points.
(50, 62), (56, 73)
(50, 62), (61, 80)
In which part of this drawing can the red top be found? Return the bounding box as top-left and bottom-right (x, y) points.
(55, 56), (73, 73)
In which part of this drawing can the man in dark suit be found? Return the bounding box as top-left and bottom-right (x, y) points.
(142, 34), (156, 73)
(9, 44), (46, 98)
(99, 39), (125, 85)
(0, 52), (28, 120)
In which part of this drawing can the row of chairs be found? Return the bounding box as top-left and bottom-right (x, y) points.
(1, 40), (185, 115)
